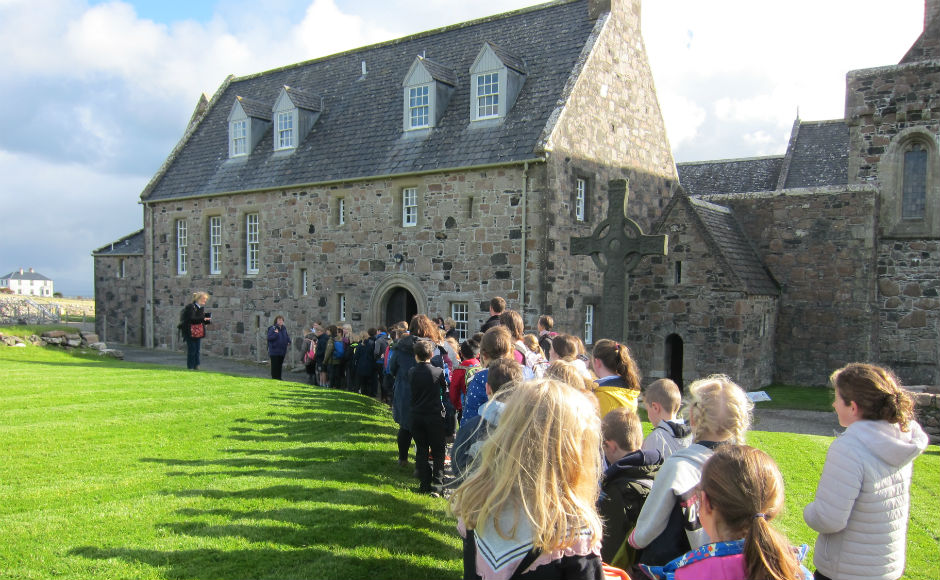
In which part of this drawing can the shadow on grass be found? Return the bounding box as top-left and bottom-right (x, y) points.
(70, 383), (459, 579)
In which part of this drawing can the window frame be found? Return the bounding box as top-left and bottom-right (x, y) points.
(575, 178), (586, 222)
(231, 119), (248, 157)
(209, 216), (222, 275)
(276, 111), (294, 150)
(300, 268), (308, 296)
(408, 84), (431, 129)
(245, 213), (260, 275)
(338, 293), (347, 322)
(402, 187), (418, 227)
(450, 302), (469, 341)
(474, 71), (500, 119)
(584, 304), (594, 345)
(338, 197), (346, 226)
(176, 219), (188, 276)
(902, 142), (928, 220)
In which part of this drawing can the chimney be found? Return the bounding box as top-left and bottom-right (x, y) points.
(588, 0), (611, 19)
(901, 0), (940, 63)
(29, 268), (34, 273)
(19, 268), (23, 275)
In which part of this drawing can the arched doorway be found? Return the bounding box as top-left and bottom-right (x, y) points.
(665, 333), (684, 390)
(385, 287), (417, 327)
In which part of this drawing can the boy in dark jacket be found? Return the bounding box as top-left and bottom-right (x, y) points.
(408, 339), (448, 495)
(598, 407), (662, 565)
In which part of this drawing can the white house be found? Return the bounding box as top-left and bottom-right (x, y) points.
(0, 268), (54, 297)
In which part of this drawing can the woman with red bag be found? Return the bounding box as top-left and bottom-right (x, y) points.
(180, 291), (210, 370)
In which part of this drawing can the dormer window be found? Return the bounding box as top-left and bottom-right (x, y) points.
(227, 96), (271, 159)
(402, 56), (456, 132)
(409, 85), (430, 129)
(272, 86), (322, 152)
(276, 111), (295, 150)
(476, 72), (500, 118)
(470, 42), (526, 123)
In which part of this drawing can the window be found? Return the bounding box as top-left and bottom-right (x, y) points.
(231, 120), (247, 156)
(338, 294), (346, 322)
(338, 198), (346, 226)
(276, 111), (294, 149)
(409, 85), (430, 129)
(176, 219), (187, 275)
(451, 302), (469, 341)
(246, 213), (259, 274)
(403, 187), (418, 227)
(209, 216), (222, 275)
(584, 304), (594, 345)
(301, 268), (308, 296)
(476, 72), (499, 118)
(118, 258), (126, 279)
(902, 142), (927, 219)
(575, 178), (586, 222)
(674, 261), (682, 285)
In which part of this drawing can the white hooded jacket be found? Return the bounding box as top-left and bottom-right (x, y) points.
(803, 419), (928, 580)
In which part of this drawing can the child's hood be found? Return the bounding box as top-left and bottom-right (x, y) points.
(847, 419), (929, 467)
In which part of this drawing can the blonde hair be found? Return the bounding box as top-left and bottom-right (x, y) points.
(522, 333), (541, 354)
(701, 445), (803, 580)
(685, 375), (752, 444)
(192, 291), (209, 302)
(546, 360), (594, 394)
(450, 379), (603, 552)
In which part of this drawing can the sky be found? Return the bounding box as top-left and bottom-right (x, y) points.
(0, 0), (925, 296)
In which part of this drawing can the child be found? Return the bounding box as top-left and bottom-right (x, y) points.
(449, 339), (482, 419)
(450, 378), (604, 579)
(803, 363), (928, 580)
(642, 379), (692, 460)
(451, 358), (523, 479)
(462, 326), (515, 421)
(629, 375), (753, 566)
(641, 445), (812, 580)
(407, 338), (448, 495)
(598, 407), (662, 566)
(591, 338), (642, 415)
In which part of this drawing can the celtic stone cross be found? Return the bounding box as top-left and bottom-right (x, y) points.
(570, 179), (668, 342)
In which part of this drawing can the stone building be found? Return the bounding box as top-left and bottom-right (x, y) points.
(95, 0), (940, 389)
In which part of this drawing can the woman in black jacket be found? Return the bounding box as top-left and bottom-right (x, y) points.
(180, 291), (210, 370)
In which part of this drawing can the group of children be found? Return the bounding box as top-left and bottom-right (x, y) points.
(440, 330), (928, 580)
(302, 309), (928, 580)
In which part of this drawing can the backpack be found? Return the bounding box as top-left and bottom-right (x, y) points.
(332, 339), (345, 360)
(514, 342), (547, 377)
(303, 338), (316, 365)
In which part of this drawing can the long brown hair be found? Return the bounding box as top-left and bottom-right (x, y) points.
(409, 314), (442, 342)
(591, 339), (641, 390)
(498, 309), (525, 341)
(830, 363), (915, 431)
(700, 445), (803, 580)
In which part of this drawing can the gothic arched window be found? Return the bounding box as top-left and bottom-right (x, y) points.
(902, 142), (927, 219)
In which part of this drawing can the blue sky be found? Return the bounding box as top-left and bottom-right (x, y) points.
(0, 0), (925, 295)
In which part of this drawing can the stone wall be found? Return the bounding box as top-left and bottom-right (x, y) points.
(706, 188), (878, 386)
(877, 240), (940, 385)
(627, 198), (776, 390)
(94, 255), (146, 346)
(147, 166), (534, 359)
(913, 391), (940, 443)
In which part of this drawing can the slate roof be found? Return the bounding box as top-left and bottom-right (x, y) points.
(283, 86), (322, 112)
(677, 119), (849, 196)
(417, 57), (458, 86)
(687, 197), (779, 296)
(677, 156), (783, 196)
(780, 120), (849, 189)
(235, 96), (272, 120)
(142, 0), (598, 203)
(1, 269), (51, 281)
(93, 229), (145, 256)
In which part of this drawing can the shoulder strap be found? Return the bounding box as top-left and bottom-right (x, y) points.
(513, 547), (543, 578)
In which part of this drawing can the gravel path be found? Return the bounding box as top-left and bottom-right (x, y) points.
(119, 345), (842, 437)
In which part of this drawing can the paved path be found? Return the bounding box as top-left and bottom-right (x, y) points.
(118, 346), (841, 437)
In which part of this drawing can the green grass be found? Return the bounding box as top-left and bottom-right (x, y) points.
(0, 325), (78, 338)
(756, 383), (834, 412)
(0, 345), (937, 579)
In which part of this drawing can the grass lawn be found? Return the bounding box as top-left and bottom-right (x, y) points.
(0, 345), (937, 579)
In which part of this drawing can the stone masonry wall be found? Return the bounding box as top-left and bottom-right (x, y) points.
(877, 240), (940, 385)
(148, 166), (531, 359)
(94, 255), (146, 346)
(706, 188), (878, 386)
(628, 200), (776, 390)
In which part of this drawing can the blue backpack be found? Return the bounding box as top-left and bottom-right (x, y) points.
(333, 339), (345, 360)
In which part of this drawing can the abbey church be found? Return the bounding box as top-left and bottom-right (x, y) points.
(94, 0), (940, 389)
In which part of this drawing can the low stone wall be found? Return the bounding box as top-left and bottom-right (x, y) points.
(0, 329), (123, 359)
(913, 391), (940, 444)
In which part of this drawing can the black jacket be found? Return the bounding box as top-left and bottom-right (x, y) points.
(598, 449), (662, 563)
